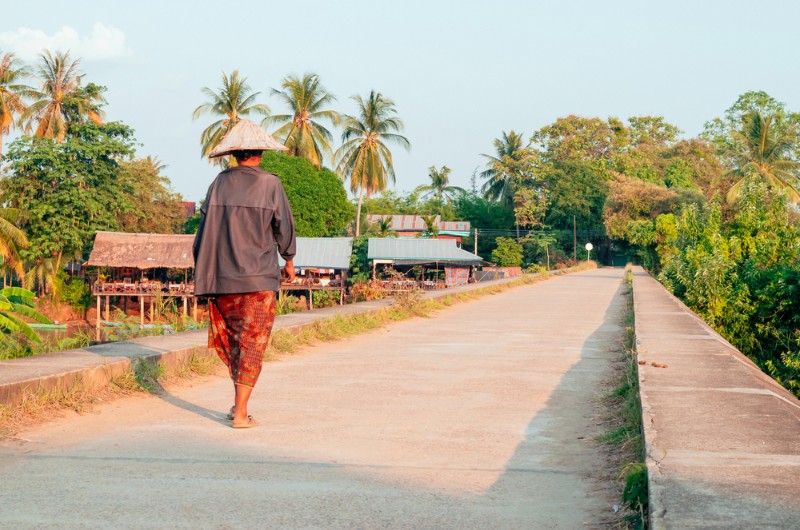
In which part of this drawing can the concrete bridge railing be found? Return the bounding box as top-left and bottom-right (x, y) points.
(631, 266), (800, 528)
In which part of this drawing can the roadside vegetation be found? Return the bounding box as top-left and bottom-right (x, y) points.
(599, 267), (647, 529)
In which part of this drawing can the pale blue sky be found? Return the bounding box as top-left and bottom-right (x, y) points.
(3, 0), (799, 201)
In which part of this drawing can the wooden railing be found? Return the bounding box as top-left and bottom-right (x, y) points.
(92, 281), (194, 295)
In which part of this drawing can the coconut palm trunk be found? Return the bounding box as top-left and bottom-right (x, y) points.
(355, 186), (365, 236)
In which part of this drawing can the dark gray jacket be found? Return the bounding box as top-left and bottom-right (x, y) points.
(193, 165), (296, 295)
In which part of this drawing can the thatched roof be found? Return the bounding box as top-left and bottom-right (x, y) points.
(85, 231), (195, 269)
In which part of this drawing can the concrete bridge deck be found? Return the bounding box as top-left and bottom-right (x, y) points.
(1, 267), (799, 528)
(0, 268), (626, 528)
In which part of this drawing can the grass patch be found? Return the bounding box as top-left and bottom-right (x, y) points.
(0, 351), (221, 439)
(598, 266), (647, 528)
(0, 371), (145, 440)
(133, 359), (165, 393)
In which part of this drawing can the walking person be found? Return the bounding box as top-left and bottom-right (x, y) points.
(193, 119), (296, 428)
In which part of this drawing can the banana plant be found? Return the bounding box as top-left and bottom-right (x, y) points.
(0, 286), (50, 342)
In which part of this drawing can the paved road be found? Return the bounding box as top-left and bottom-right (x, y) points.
(1, 268), (627, 529)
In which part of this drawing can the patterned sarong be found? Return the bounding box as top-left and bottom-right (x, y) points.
(208, 291), (277, 387)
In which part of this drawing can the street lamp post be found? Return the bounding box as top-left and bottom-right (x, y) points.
(585, 242), (593, 261)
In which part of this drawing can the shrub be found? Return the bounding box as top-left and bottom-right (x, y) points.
(491, 237), (524, 267)
(312, 290), (341, 309)
(349, 280), (385, 302)
(261, 151), (353, 237)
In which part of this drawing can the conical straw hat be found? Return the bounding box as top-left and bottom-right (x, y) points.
(208, 118), (288, 158)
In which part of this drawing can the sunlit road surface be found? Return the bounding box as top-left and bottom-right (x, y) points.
(1, 268), (626, 529)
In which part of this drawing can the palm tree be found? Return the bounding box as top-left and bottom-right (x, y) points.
(266, 73), (340, 169)
(335, 91), (410, 236)
(480, 131), (531, 204)
(377, 217), (396, 237)
(725, 111), (800, 203)
(420, 214), (439, 238)
(415, 165), (464, 203)
(21, 50), (105, 142)
(24, 255), (60, 298)
(192, 70), (270, 167)
(0, 51), (33, 160)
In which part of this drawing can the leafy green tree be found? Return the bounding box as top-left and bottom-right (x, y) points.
(0, 50), (33, 159)
(21, 50), (105, 142)
(702, 90), (800, 165)
(261, 151), (352, 236)
(267, 73), (340, 169)
(724, 111), (800, 203)
(614, 116), (681, 183)
(361, 189), (422, 216)
(604, 173), (704, 268)
(541, 160), (608, 230)
(117, 156), (186, 233)
(335, 90), (410, 236)
(659, 139), (723, 196)
(452, 184), (515, 257)
(531, 116), (623, 165)
(1, 122), (136, 267)
(192, 70), (270, 167)
(491, 237), (523, 267)
(480, 131), (531, 204)
(530, 115), (706, 190)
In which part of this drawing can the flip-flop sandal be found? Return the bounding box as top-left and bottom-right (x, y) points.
(232, 415), (257, 429)
(226, 406), (235, 420)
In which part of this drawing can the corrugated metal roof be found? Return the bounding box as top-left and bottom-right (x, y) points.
(85, 231), (195, 269)
(367, 238), (481, 263)
(366, 214), (470, 232)
(278, 237), (353, 270)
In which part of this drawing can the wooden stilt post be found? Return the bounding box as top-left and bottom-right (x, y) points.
(183, 296), (188, 316)
(96, 295), (101, 343)
(192, 297), (198, 322)
(140, 296), (145, 329)
(105, 296), (110, 321)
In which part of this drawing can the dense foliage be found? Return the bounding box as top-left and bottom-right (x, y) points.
(117, 157), (187, 234)
(491, 237), (524, 267)
(261, 151), (352, 237)
(1, 122), (136, 263)
(658, 183), (800, 396)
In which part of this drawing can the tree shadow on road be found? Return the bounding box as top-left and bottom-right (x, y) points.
(481, 276), (629, 527)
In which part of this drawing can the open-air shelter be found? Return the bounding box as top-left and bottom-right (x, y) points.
(279, 237), (353, 308)
(367, 238), (482, 289)
(84, 231), (197, 338)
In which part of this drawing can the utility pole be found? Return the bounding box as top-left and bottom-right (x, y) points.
(573, 215), (577, 262)
(474, 228), (478, 255)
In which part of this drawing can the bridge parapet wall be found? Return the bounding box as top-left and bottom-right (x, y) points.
(632, 266), (800, 528)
